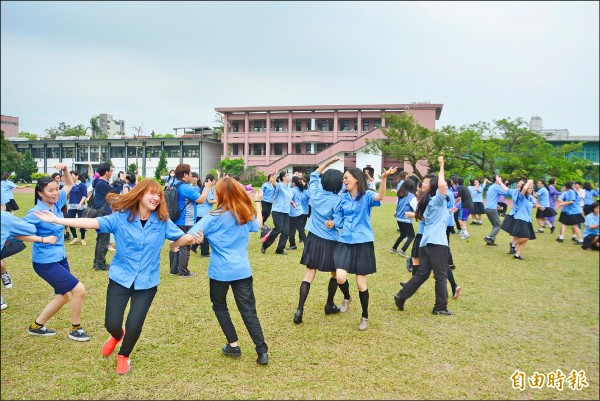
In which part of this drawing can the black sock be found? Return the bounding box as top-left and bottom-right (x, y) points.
(297, 281), (310, 311)
(358, 289), (369, 319)
(338, 279), (351, 300)
(411, 265), (419, 277)
(326, 278), (338, 305)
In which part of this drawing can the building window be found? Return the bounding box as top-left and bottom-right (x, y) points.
(273, 121), (283, 132)
(110, 146), (125, 158)
(76, 146), (88, 161)
(306, 143), (313, 154)
(340, 120), (349, 131)
(31, 148), (45, 158)
(47, 147), (60, 158)
(90, 145), (99, 161)
(233, 121), (239, 133)
(373, 119), (381, 128)
(145, 146), (161, 158)
(362, 119), (370, 131)
(253, 121), (262, 132)
(232, 144), (239, 155)
(316, 143), (330, 152)
(295, 120), (302, 132)
(62, 147), (74, 158)
(295, 144), (302, 154)
(183, 145), (199, 158)
(273, 144), (283, 155)
(163, 146), (179, 158)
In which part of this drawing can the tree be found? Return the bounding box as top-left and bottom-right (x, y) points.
(364, 113), (448, 180)
(218, 157), (245, 177)
(15, 149), (38, 183)
(45, 122), (85, 139)
(155, 150), (168, 181)
(18, 131), (38, 141)
(90, 115), (100, 139)
(213, 112), (227, 140)
(0, 131), (23, 174)
(128, 163), (137, 174)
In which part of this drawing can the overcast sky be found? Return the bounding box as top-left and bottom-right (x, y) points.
(1, 1), (598, 137)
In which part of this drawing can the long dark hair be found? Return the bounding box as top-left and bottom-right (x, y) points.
(397, 179), (415, 199)
(34, 176), (56, 205)
(343, 167), (368, 201)
(415, 175), (439, 221)
(292, 176), (305, 192)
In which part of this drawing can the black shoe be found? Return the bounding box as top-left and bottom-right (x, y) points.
(555, 237), (564, 243)
(256, 352), (269, 365)
(550, 225), (556, 234)
(200, 254), (210, 258)
(399, 282), (406, 288)
(406, 258), (412, 273)
(275, 250), (288, 255)
(286, 245), (297, 250)
(470, 221), (477, 225)
(222, 344), (241, 358)
(261, 246), (266, 254)
(324, 303), (340, 315)
(94, 265), (110, 271)
(190, 245), (198, 253)
(432, 309), (454, 316)
(449, 264), (456, 270)
(394, 293), (406, 311)
(508, 243), (516, 254)
(514, 255), (526, 260)
(484, 237), (496, 246)
(293, 309), (303, 324)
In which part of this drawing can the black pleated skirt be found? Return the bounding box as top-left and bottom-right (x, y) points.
(558, 212), (585, 226)
(333, 242), (376, 275)
(300, 232), (338, 272)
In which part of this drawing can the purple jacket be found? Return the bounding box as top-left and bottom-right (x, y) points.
(548, 185), (562, 209)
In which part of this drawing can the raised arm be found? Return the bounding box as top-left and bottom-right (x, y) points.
(316, 156), (340, 175)
(496, 175), (509, 193)
(33, 209), (100, 230)
(374, 167), (398, 201)
(254, 189), (264, 228)
(56, 163), (74, 195)
(437, 156), (448, 196)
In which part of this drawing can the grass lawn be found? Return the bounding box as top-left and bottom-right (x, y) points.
(1, 192), (598, 400)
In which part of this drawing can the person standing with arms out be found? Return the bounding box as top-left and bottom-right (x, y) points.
(261, 171), (293, 255)
(468, 178), (485, 225)
(504, 179), (537, 260)
(333, 166), (397, 331)
(394, 156), (454, 316)
(21, 164), (91, 341)
(34, 179), (198, 375)
(92, 163), (122, 271)
(168, 164), (213, 277)
(182, 178), (269, 365)
(66, 171), (89, 246)
(260, 174), (275, 225)
(390, 179), (416, 258)
(293, 157), (345, 324)
(483, 175), (509, 246)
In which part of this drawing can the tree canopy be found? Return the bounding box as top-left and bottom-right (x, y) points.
(45, 122), (86, 139)
(1, 131), (23, 174)
(15, 149), (38, 183)
(218, 157), (245, 177)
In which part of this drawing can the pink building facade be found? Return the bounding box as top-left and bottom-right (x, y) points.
(215, 103), (443, 179)
(1, 115), (19, 138)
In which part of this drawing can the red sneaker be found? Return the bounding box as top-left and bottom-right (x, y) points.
(116, 355), (131, 375)
(101, 327), (124, 357)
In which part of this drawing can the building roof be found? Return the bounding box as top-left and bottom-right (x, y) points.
(215, 103), (444, 120)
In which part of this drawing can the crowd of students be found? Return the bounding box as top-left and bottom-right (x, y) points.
(1, 160), (598, 376)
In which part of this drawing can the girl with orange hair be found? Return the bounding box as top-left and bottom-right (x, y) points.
(184, 177), (269, 365)
(34, 178), (199, 375)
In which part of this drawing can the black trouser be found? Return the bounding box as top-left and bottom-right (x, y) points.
(288, 214), (307, 247)
(209, 276), (268, 355)
(67, 209), (86, 239)
(397, 244), (449, 312)
(263, 211), (289, 252)
(105, 279), (157, 357)
(94, 232), (110, 269)
(393, 221), (415, 252)
(261, 201), (273, 225)
(169, 225), (192, 275)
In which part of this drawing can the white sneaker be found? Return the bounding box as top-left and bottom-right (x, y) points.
(2, 272), (13, 289)
(358, 317), (368, 331)
(80, 239), (86, 246)
(69, 238), (81, 245)
(339, 298), (351, 313)
(453, 286), (462, 300)
(1, 296), (7, 310)
(107, 244), (116, 251)
(460, 233), (471, 239)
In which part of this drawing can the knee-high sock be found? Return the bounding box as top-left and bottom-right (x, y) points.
(358, 289), (369, 319)
(326, 277), (338, 305)
(297, 281), (310, 311)
(338, 279), (351, 300)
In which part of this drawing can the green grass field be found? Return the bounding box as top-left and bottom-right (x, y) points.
(1, 192), (598, 400)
